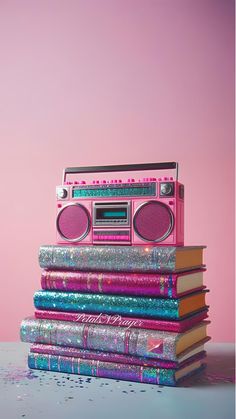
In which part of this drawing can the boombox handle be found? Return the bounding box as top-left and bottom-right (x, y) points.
(63, 162), (178, 183)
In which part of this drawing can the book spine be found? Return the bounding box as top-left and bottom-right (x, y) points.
(34, 290), (180, 320)
(21, 317), (178, 360)
(34, 309), (209, 333)
(41, 270), (179, 298)
(28, 352), (177, 386)
(39, 245), (177, 273)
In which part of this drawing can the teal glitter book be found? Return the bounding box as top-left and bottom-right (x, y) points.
(33, 289), (208, 320)
(28, 351), (207, 387)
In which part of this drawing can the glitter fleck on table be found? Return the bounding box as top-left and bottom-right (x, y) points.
(0, 342), (234, 419)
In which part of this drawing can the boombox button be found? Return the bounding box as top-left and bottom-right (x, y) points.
(169, 200), (174, 205)
(143, 177), (154, 182)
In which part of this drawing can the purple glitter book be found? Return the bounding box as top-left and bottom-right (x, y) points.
(35, 308), (209, 333)
(30, 343), (207, 369)
(41, 269), (206, 298)
(20, 317), (210, 361)
(33, 289), (208, 320)
(39, 245), (206, 273)
(28, 351), (207, 387)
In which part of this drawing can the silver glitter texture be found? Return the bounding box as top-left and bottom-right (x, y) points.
(38, 245), (201, 273)
(21, 317), (184, 360)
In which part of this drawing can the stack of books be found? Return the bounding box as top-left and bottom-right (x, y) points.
(20, 244), (210, 386)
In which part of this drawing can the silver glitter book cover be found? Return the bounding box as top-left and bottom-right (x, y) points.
(39, 245), (205, 273)
(20, 317), (208, 362)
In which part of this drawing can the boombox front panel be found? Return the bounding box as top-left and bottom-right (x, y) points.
(56, 179), (184, 245)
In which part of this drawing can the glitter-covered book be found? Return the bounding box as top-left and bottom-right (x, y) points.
(39, 245), (205, 273)
(35, 308), (209, 333)
(30, 343), (207, 369)
(41, 269), (205, 298)
(27, 351), (207, 386)
(20, 317), (209, 361)
(33, 289), (208, 320)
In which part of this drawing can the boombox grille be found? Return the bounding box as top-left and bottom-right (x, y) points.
(133, 201), (174, 242)
(57, 204), (90, 241)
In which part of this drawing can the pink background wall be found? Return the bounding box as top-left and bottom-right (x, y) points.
(0, 0), (234, 342)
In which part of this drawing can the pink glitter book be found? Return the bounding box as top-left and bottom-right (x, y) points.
(41, 269), (206, 298)
(35, 308), (209, 333)
(30, 342), (207, 369)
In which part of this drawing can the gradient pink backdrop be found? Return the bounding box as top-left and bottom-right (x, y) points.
(0, 0), (234, 342)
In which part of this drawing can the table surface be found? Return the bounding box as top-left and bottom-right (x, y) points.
(0, 342), (235, 419)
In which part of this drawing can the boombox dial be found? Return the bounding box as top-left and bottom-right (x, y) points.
(56, 187), (68, 199)
(160, 182), (174, 197)
(56, 162), (184, 246)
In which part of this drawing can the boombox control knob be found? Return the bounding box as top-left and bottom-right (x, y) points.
(57, 188), (68, 199)
(160, 182), (174, 196)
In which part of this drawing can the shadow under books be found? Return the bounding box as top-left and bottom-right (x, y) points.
(182, 350), (235, 388)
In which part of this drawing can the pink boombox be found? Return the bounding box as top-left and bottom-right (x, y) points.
(56, 162), (184, 246)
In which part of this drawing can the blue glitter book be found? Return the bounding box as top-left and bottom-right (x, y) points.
(33, 289), (208, 320)
(27, 351), (207, 387)
(39, 245), (206, 273)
